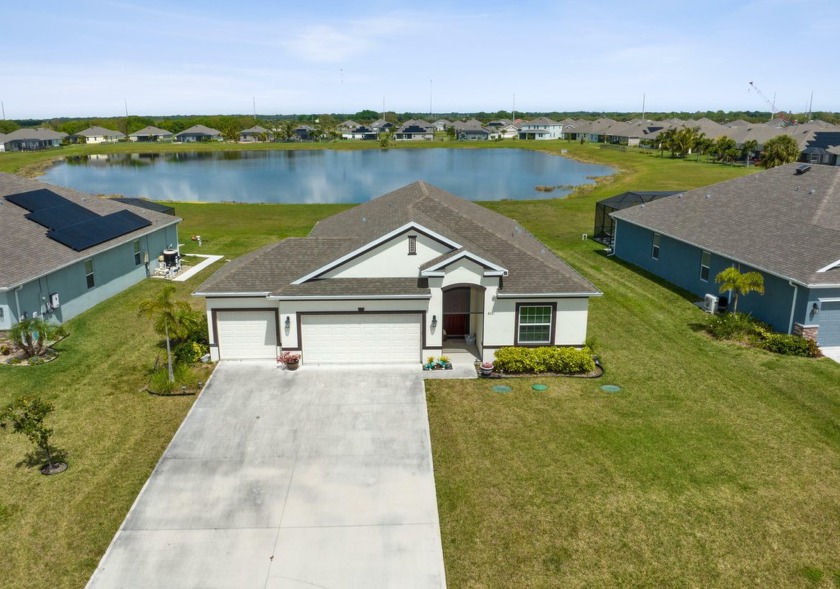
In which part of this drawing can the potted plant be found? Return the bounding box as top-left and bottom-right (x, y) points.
(277, 351), (301, 370)
(480, 361), (494, 377)
(438, 355), (452, 370)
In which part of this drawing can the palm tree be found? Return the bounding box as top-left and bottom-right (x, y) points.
(715, 267), (765, 314)
(760, 135), (800, 168)
(741, 139), (759, 165)
(8, 317), (64, 358)
(138, 285), (194, 382)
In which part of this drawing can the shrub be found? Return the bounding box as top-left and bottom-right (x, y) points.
(173, 341), (208, 364)
(707, 312), (766, 340)
(761, 333), (821, 358)
(494, 346), (595, 375)
(149, 362), (199, 394)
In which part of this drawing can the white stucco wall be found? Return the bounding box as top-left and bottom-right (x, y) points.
(324, 232), (451, 279)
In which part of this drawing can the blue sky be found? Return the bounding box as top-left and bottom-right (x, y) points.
(3, 0), (837, 118)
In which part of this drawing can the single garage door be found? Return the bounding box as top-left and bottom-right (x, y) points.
(819, 301), (840, 346)
(216, 310), (277, 359)
(301, 314), (421, 364)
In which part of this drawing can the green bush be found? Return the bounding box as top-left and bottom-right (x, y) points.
(494, 346), (595, 374)
(760, 333), (821, 358)
(707, 312), (766, 340)
(149, 363), (200, 395)
(173, 341), (208, 364)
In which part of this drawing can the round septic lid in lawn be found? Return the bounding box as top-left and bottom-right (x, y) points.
(600, 384), (622, 393)
(492, 385), (512, 393)
(531, 384), (548, 391)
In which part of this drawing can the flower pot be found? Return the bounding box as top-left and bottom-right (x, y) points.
(480, 366), (493, 377)
(285, 360), (300, 371)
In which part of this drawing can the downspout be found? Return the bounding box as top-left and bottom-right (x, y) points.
(14, 285), (23, 321)
(787, 280), (799, 335)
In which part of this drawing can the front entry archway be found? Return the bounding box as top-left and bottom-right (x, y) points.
(442, 287), (470, 338)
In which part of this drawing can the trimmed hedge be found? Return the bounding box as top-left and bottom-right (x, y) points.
(493, 346), (595, 374)
(707, 313), (821, 358)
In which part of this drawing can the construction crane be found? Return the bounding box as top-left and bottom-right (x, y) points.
(748, 81), (776, 122)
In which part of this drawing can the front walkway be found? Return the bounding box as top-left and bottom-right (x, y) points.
(87, 363), (446, 589)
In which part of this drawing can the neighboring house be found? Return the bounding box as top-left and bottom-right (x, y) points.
(395, 124), (434, 141)
(1, 128), (67, 151)
(176, 125), (223, 142)
(457, 126), (491, 141)
(129, 126), (173, 142)
(341, 125), (378, 140)
(0, 133), (5, 152)
(610, 163), (840, 346)
(239, 125), (273, 142)
(433, 119), (452, 132)
(195, 181), (600, 363)
(294, 125), (315, 141)
(519, 117), (563, 140)
(70, 126), (125, 144)
(370, 119), (395, 133)
(0, 173), (181, 330)
(799, 131), (840, 166)
(498, 123), (520, 139)
(337, 120), (360, 132)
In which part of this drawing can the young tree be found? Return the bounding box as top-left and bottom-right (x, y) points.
(138, 285), (194, 382)
(760, 135), (800, 168)
(741, 139), (759, 165)
(8, 317), (64, 358)
(1, 397), (62, 473)
(715, 267), (765, 314)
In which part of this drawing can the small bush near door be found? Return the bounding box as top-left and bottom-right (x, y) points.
(493, 346), (595, 374)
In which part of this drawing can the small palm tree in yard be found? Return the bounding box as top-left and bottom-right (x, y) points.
(715, 267), (765, 314)
(138, 285), (196, 383)
(8, 316), (65, 358)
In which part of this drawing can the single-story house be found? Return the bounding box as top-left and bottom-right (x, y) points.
(129, 126), (173, 142)
(70, 126), (125, 144)
(338, 120), (361, 132)
(0, 173), (181, 330)
(457, 126), (491, 141)
(195, 181), (601, 364)
(176, 125), (223, 142)
(519, 117), (562, 140)
(294, 125), (315, 141)
(1, 128), (67, 151)
(610, 163), (840, 346)
(395, 122), (434, 141)
(341, 125), (378, 140)
(0, 133), (5, 152)
(239, 125), (273, 142)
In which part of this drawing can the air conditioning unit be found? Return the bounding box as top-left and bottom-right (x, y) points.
(703, 294), (719, 314)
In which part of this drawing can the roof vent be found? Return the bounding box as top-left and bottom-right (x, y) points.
(795, 164), (811, 175)
(809, 188), (816, 194)
(705, 194), (711, 199)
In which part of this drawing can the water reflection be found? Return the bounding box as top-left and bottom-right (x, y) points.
(46, 149), (614, 203)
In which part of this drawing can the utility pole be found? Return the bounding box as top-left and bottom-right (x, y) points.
(253, 96), (256, 121)
(429, 79), (432, 118)
(512, 93), (516, 121)
(124, 98), (128, 117)
(1, 101), (5, 120)
(642, 93), (646, 120)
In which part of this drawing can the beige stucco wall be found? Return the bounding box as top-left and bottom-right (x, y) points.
(324, 232), (451, 279)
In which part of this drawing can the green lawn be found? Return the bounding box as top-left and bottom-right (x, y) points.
(2, 144), (836, 588)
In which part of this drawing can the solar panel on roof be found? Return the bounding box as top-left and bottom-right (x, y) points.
(48, 210), (151, 251)
(5, 188), (69, 212)
(26, 202), (99, 230)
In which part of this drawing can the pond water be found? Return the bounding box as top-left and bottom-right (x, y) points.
(42, 148), (614, 204)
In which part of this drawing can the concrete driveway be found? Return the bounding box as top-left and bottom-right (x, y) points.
(87, 363), (447, 588)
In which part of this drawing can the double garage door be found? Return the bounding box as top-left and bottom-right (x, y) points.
(215, 311), (422, 363)
(301, 314), (421, 364)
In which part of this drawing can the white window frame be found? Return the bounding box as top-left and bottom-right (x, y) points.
(700, 251), (711, 282)
(133, 239), (142, 265)
(652, 233), (661, 260)
(85, 259), (96, 289)
(517, 304), (553, 345)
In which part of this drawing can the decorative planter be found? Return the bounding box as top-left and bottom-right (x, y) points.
(285, 360), (300, 371)
(479, 364), (494, 377)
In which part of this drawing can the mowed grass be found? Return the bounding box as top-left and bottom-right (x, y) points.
(428, 242), (840, 588)
(1, 143), (834, 588)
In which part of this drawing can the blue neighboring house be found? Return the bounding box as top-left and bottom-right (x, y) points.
(611, 163), (840, 347)
(0, 173), (181, 329)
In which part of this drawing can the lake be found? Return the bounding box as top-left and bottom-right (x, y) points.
(42, 148), (614, 204)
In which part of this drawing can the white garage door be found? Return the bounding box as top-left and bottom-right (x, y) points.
(216, 310), (277, 359)
(819, 301), (840, 346)
(301, 314), (421, 364)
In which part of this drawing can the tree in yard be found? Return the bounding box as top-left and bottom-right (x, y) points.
(138, 285), (196, 383)
(760, 134), (800, 168)
(1, 397), (62, 473)
(715, 267), (765, 314)
(672, 126), (703, 158)
(711, 136), (737, 163)
(445, 125), (456, 142)
(8, 317), (64, 358)
(741, 139), (759, 165)
(657, 128), (677, 157)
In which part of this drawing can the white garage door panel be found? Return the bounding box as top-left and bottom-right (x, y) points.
(216, 310), (277, 359)
(302, 314), (421, 364)
(819, 301), (840, 346)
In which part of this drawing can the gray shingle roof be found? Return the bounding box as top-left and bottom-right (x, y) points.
(0, 173), (180, 290)
(612, 163), (840, 287)
(2, 128), (67, 141)
(197, 182), (600, 297)
(176, 125), (221, 137)
(72, 126), (125, 139)
(129, 126), (172, 138)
